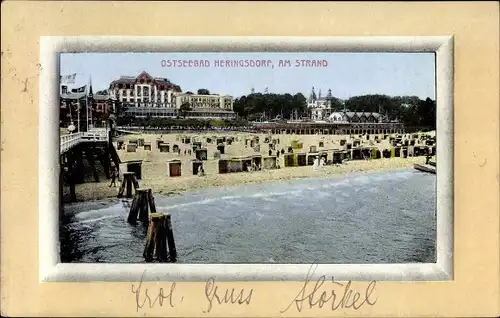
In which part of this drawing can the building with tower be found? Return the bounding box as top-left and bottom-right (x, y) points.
(109, 71), (235, 119)
(307, 86), (389, 124)
(307, 87), (337, 121)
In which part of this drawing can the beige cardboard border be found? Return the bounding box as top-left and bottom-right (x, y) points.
(39, 36), (453, 284)
(1, 1), (499, 317)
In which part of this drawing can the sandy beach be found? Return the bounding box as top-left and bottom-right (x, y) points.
(63, 131), (434, 202)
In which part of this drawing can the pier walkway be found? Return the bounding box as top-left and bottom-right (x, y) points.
(60, 128), (109, 154)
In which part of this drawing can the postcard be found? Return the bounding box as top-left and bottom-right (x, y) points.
(2, 2), (498, 317)
(58, 51), (439, 267)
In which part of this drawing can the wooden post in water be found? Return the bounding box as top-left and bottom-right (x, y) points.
(143, 213), (177, 262)
(147, 189), (157, 213)
(137, 189), (149, 222)
(127, 195), (141, 224)
(117, 171), (139, 198)
(164, 213), (177, 262)
(143, 213), (168, 262)
(128, 188), (157, 224)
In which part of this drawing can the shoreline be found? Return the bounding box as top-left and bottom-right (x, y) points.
(63, 156), (426, 203)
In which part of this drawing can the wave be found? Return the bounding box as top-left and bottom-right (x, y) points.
(71, 214), (121, 225)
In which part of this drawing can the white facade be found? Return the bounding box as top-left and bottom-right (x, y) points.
(328, 112), (348, 123)
(175, 93), (234, 110)
(307, 87), (338, 121)
(109, 72), (235, 119)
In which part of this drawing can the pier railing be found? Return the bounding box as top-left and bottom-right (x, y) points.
(60, 129), (109, 154)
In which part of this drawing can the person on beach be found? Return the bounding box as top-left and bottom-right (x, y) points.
(313, 157), (320, 170)
(197, 165), (205, 177)
(109, 166), (118, 187)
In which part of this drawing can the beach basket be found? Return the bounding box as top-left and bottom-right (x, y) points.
(333, 151), (342, 164)
(156, 139), (163, 149)
(126, 160), (143, 180)
(297, 153), (307, 166)
(394, 147), (401, 157)
(168, 160), (182, 177)
(351, 148), (362, 160)
(228, 159), (243, 173)
(218, 159), (229, 173)
(195, 148), (208, 160)
(192, 159), (203, 175)
(127, 144), (137, 152)
(262, 156), (277, 169)
(159, 143), (170, 152)
(307, 153), (317, 165)
(284, 153), (295, 167)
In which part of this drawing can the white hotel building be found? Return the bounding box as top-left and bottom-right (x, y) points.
(109, 71), (236, 119)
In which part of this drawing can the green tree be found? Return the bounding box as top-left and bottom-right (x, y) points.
(329, 97), (344, 112)
(179, 102), (192, 118)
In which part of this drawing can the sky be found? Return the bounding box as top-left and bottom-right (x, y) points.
(60, 52), (435, 100)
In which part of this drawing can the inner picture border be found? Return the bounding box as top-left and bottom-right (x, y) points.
(39, 36), (453, 282)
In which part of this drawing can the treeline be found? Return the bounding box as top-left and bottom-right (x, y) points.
(116, 116), (249, 128)
(113, 92), (436, 130)
(233, 93), (436, 130)
(233, 93), (308, 120)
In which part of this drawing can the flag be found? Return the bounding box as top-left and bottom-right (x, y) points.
(60, 73), (77, 84)
(71, 85), (86, 93)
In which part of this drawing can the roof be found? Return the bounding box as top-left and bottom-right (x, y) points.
(94, 95), (110, 101)
(344, 112), (382, 118)
(109, 71), (182, 91)
(60, 92), (86, 100)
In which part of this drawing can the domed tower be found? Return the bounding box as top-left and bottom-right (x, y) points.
(308, 86), (317, 103)
(327, 88), (332, 98)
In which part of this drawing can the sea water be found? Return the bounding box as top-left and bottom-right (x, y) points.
(60, 169), (437, 264)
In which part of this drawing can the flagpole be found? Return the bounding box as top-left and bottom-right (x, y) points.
(89, 75), (93, 128)
(77, 99), (80, 132)
(86, 78), (89, 131)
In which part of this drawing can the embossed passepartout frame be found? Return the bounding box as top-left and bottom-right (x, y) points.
(39, 36), (453, 282)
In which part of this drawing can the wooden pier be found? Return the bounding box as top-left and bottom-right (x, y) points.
(60, 128), (121, 206)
